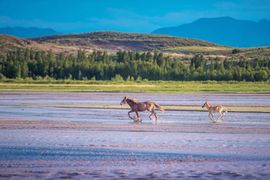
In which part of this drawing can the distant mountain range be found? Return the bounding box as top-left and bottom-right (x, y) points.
(152, 17), (270, 47)
(0, 26), (58, 38)
(1, 17), (270, 47)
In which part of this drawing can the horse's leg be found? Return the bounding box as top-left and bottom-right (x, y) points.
(149, 111), (153, 120)
(208, 112), (216, 122)
(153, 111), (157, 125)
(149, 110), (157, 124)
(128, 110), (134, 120)
(208, 112), (212, 120)
(153, 111), (157, 121)
(218, 112), (223, 120)
(222, 109), (226, 120)
(213, 114), (218, 123)
(135, 111), (141, 122)
(148, 106), (154, 119)
(217, 111), (223, 122)
(221, 111), (225, 120)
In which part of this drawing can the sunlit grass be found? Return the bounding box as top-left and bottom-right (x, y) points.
(0, 79), (269, 92)
(163, 46), (231, 52)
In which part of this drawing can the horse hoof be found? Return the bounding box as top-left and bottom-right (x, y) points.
(133, 116), (141, 122)
(133, 120), (141, 124)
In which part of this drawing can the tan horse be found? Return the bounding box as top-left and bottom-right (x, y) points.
(120, 96), (164, 123)
(202, 101), (227, 122)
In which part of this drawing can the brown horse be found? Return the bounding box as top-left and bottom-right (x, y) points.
(202, 101), (227, 122)
(120, 96), (164, 123)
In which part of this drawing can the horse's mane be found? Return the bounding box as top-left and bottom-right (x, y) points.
(126, 97), (138, 104)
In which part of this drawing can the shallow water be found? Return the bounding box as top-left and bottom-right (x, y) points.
(1, 105), (270, 127)
(1, 91), (270, 106)
(0, 91), (270, 179)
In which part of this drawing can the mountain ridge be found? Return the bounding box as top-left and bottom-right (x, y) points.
(152, 17), (270, 47)
(0, 31), (221, 55)
(31, 31), (218, 51)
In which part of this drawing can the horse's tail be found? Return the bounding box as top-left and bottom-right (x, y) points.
(154, 102), (165, 111)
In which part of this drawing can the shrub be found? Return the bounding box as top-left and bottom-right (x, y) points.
(111, 74), (124, 81)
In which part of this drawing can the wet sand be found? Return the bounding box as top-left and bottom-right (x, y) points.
(0, 91), (270, 179)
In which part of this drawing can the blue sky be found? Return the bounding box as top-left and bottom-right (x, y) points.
(0, 0), (269, 33)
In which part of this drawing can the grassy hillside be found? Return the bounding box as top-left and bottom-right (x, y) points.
(1, 32), (270, 58)
(32, 31), (218, 51)
(0, 34), (90, 55)
(0, 34), (32, 52)
(0, 32), (224, 55)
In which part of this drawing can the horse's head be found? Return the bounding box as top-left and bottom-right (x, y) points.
(202, 101), (209, 108)
(120, 96), (128, 105)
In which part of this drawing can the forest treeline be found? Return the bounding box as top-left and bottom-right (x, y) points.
(0, 48), (269, 81)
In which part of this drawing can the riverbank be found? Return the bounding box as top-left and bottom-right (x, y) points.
(0, 80), (269, 92)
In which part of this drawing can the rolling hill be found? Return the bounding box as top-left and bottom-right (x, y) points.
(152, 17), (270, 47)
(0, 31), (224, 54)
(32, 31), (217, 51)
(0, 34), (75, 54)
(1, 31), (269, 58)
